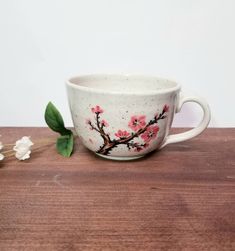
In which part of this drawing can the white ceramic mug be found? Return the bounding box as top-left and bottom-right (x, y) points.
(66, 74), (210, 160)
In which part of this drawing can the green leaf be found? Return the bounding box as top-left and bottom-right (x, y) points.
(44, 102), (71, 135)
(56, 134), (74, 157)
(45, 101), (75, 157)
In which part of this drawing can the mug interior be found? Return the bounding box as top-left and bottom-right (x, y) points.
(67, 74), (180, 94)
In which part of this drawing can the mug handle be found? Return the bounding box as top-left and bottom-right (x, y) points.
(160, 92), (211, 148)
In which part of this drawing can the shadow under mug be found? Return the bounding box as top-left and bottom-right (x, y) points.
(66, 74), (211, 160)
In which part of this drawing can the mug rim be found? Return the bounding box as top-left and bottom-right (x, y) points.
(66, 74), (181, 95)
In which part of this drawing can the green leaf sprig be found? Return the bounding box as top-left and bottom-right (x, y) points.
(44, 102), (74, 157)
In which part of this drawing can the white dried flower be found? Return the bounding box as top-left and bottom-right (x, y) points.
(13, 136), (34, 160)
(0, 141), (3, 151)
(0, 153), (4, 161)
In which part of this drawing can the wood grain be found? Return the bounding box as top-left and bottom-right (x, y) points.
(0, 128), (234, 251)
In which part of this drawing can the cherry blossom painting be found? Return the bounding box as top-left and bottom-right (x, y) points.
(86, 104), (169, 155)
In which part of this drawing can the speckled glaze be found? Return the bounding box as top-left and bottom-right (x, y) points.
(66, 74), (210, 160)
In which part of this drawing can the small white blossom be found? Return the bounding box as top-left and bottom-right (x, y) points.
(0, 153), (4, 161)
(0, 141), (3, 150)
(15, 150), (31, 160)
(13, 136), (34, 160)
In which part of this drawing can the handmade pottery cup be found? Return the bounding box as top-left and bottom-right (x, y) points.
(66, 74), (210, 160)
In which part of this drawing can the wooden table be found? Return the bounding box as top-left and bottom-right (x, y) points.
(0, 128), (234, 251)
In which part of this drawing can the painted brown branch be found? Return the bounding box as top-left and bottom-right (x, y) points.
(96, 110), (167, 155)
(95, 113), (111, 146)
(88, 115), (111, 143)
(88, 121), (100, 133)
(126, 141), (147, 152)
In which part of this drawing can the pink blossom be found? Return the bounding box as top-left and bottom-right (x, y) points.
(141, 125), (159, 142)
(91, 105), (104, 114)
(163, 104), (169, 113)
(115, 130), (130, 138)
(128, 115), (146, 131)
(101, 119), (109, 127)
